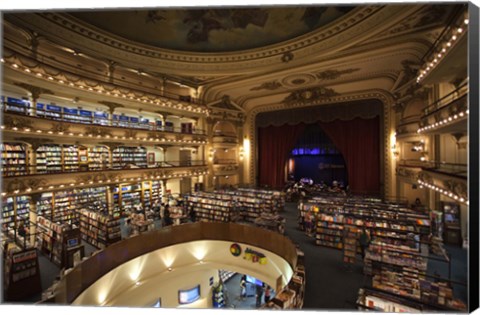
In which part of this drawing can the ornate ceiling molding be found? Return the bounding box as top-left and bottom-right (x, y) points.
(4, 5), (419, 74)
(282, 86), (339, 106)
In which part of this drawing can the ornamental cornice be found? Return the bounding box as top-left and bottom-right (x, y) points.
(4, 6), (417, 74)
(2, 48), (208, 115)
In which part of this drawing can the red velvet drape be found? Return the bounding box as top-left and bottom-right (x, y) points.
(319, 117), (380, 195)
(258, 123), (305, 189)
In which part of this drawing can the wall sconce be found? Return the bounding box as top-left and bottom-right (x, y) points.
(391, 144), (399, 159)
(208, 149), (215, 162)
(420, 152), (428, 161)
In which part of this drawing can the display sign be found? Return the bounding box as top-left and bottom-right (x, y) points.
(230, 243), (242, 257)
(63, 107), (78, 114)
(80, 110), (92, 117)
(243, 248), (267, 265)
(178, 285), (200, 304)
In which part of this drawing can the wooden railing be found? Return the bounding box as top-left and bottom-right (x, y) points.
(50, 222), (298, 305)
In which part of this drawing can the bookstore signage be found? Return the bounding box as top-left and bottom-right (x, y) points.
(244, 248), (267, 265)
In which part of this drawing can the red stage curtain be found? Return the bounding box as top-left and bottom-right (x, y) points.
(258, 123), (305, 189)
(319, 117), (380, 195)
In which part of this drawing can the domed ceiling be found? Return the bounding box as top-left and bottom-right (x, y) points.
(67, 6), (355, 52)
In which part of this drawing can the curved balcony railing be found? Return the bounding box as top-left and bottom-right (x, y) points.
(3, 48), (205, 106)
(1, 102), (206, 135)
(1, 160), (207, 177)
(422, 83), (468, 117)
(47, 222), (299, 304)
(421, 161), (468, 179)
(213, 159), (237, 165)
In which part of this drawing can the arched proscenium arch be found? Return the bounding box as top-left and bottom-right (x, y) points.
(246, 90), (395, 197)
(52, 222), (298, 304)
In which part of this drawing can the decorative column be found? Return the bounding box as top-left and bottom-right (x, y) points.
(29, 193), (42, 246)
(13, 83), (53, 116)
(107, 184), (116, 215)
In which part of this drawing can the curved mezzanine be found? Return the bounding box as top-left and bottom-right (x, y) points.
(49, 222), (301, 308)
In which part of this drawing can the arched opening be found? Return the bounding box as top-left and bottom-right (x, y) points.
(287, 124), (347, 187)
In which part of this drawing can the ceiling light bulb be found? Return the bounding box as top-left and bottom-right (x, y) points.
(452, 35), (457, 40)
(457, 28), (463, 33)
(464, 19), (469, 25)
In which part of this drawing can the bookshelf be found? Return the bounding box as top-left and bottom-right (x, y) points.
(75, 187), (108, 213)
(63, 145), (79, 172)
(3, 244), (42, 301)
(343, 225), (359, 265)
(112, 146), (147, 168)
(36, 144), (62, 173)
(52, 190), (78, 225)
(1, 143), (28, 176)
(37, 193), (54, 219)
(78, 209), (121, 249)
(2, 197), (17, 233)
(35, 216), (81, 267)
(1, 196), (31, 241)
(88, 146), (110, 170)
(186, 193), (233, 222)
(315, 213), (344, 249)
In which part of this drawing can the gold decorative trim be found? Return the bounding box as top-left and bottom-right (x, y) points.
(247, 90), (394, 195)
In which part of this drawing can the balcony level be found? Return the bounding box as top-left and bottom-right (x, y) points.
(2, 161), (208, 197)
(2, 109), (208, 147)
(417, 83), (468, 135)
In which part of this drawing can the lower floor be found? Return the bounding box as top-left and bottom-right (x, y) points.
(10, 201), (468, 311)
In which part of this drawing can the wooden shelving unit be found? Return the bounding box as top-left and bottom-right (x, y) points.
(3, 244), (42, 301)
(1, 143), (28, 176)
(77, 209), (121, 249)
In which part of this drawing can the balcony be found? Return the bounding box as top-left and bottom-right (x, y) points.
(2, 107), (208, 146)
(421, 161), (467, 181)
(395, 159), (423, 183)
(417, 83), (468, 135)
(1, 160), (208, 196)
(2, 102), (206, 134)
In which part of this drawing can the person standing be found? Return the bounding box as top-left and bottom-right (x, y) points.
(264, 285), (271, 304)
(164, 204), (172, 226)
(255, 283), (263, 307)
(359, 227), (371, 259)
(240, 275), (246, 301)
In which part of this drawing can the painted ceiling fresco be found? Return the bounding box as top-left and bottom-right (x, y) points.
(68, 6), (355, 52)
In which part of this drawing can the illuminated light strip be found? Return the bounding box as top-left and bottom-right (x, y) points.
(5, 60), (207, 115)
(417, 17), (469, 83)
(417, 110), (469, 133)
(417, 179), (468, 205)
